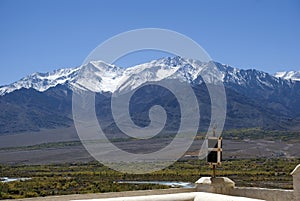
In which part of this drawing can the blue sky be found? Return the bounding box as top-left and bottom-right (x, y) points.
(0, 0), (299, 85)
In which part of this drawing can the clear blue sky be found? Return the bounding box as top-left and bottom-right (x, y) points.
(0, 0), (299, 85)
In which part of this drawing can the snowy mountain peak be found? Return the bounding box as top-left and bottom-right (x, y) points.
(71, 60), (124, 92)
(274, 71), (300, 81)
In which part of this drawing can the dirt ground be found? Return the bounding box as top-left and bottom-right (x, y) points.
(0, 127), (299, 164)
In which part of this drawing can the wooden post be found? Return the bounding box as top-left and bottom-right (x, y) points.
(208, 125), (220, 178)
(213, 126), (216, 137)
(212, 165), (216, 178)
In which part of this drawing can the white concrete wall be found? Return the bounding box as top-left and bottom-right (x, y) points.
(228, 164), (300, 201)
(292, 164), (300, 201)
(229, 187), (294, 201)
(293, 174), (300, 200)
(195, 192), (264, 201)
(194, 163), (300, 201)
(74, 192), (265, 201)
(72, 192), (197, 201)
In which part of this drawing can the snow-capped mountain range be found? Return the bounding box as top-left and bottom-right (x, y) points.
(1, 56), (300, 134)
(0, 57), (298, 96)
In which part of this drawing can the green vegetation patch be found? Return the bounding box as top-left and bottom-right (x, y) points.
(222, 128), (300, 142)
(0, 158), (299, 199)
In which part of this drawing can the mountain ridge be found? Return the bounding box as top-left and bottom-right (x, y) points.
(1, 57), (298, 96)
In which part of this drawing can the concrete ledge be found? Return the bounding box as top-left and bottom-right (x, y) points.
(74, 192), (265, 201)
(291, 164), (300, 201)
(5, 188), (194, 201)
(230, 187), (294, 201)
(73, 192), (197, 201)
(195, 177), (235, 194)
(194, 177), (295, 201)
(195, 192), (265, 201)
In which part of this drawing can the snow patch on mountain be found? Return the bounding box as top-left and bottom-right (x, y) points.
(71, 61), (124, 92)
(274, 71), (300, 81)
